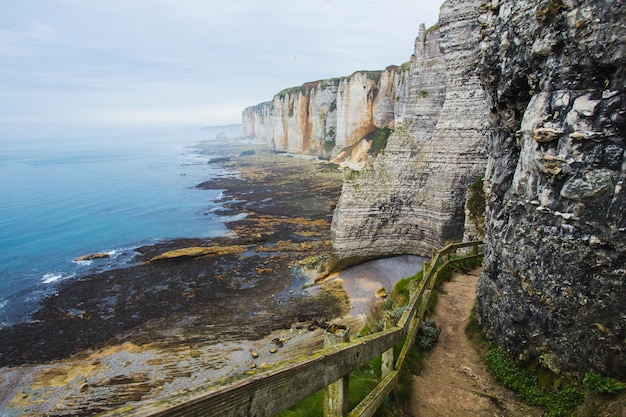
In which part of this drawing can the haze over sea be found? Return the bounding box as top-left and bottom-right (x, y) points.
(0, 125), (242, 327)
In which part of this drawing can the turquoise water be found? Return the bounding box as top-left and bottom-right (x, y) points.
(0, 125), (240, 326)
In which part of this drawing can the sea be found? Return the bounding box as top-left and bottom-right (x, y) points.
(0, 124), (243, 328)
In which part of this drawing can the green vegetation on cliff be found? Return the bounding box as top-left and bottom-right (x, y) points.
(366, 127), (393, 156)
(467, 313), (626, 416)
(466, 176), (486, 238)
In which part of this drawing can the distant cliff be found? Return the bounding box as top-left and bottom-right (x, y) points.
(476, 0), (626, 377)
(242, 67), (410, 159)
(330, 0), (489, 266)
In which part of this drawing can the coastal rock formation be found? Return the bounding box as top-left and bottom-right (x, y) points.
(329, 0), (489, 266)
(242, 67), (409, 158)
(476, 0), (626, 376)
(73, 252), (111, 262)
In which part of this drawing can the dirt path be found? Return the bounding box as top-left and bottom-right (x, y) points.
(409, 270), (543, 417)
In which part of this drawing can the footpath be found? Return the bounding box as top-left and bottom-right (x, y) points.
(409, 270), (543, 416)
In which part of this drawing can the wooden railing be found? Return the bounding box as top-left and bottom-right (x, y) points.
(100, 241), (483, 417)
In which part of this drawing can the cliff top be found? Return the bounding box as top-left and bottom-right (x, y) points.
(274, 65), (407, 98)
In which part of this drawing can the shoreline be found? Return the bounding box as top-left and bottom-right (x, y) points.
(0, 147), (424, 416)
(0, 137), (240, 330)
(0, 254), (425, 417)
(0, 146), (348, 415)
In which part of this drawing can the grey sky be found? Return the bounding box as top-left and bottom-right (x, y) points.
(1, 1), (440, 132)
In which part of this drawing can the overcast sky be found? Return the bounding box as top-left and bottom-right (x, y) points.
(1, 1), (441, 134)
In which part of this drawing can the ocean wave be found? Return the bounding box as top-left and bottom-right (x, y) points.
(41, 273), (63, 284)
(41, 272), (75, 284)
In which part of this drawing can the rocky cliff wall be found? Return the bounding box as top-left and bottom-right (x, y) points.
(242, 68), (409, 157)
(329, 0), (489, 266)
(476, 0), (626, 376)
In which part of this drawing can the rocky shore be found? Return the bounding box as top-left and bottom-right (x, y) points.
(0, 146), (350, 416)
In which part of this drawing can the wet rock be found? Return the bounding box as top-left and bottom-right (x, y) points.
(73, 253), (110, 262)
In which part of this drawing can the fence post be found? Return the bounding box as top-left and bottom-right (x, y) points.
(381, 313), (395, 378)
(324, 324), (350, 417)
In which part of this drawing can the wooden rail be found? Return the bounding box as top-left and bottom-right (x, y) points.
(99, 241), (484, 417)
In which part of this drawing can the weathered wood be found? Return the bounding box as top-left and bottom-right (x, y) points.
(440, 241), (480, 252)
(396, 289), (431, 370)
(324, 324), (351, 417)
(381, 314), (395, 378)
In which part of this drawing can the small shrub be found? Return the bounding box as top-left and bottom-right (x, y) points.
(323, 139), (335, 154)
(382, 297), (395, 311)
(448, 255), (483, 274)
(416, 319), (440, 351)
(583, 372), (625, 395)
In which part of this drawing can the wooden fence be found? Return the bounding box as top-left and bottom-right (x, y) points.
(100, 241), (484, 417)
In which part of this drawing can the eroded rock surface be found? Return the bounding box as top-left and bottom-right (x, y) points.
(329, 0), (489, 267)
(476, 0), (626, 376)
(242, 68), (409, 158)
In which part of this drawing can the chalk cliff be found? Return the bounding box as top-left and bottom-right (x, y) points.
(329, 0), (489, 266)
(476, 0), (626, 376)
(242, 67), (409, 158)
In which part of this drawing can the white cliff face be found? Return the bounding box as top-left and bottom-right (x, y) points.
(336, 73), (376, 149)
(329, 0), (489, 267)
(242, 68), (407, 158)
